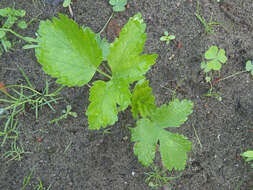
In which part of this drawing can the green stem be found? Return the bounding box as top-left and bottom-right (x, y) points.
(49, 85), (65, 96)
(0, 28), (37, 43)
(102, 63), (112, 75)
(5, 85), (42, 96)
(99, 12), (114, 35)
(218, 71), (246, 82)
(96, 68), (112, 79)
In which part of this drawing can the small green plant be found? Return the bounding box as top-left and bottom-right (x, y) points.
(34, 13), (193, 171)
(109, 0), (127, 12)
(0, 68), (63, 120)
(63, 0), (71, 7)
(21, 168), (51, 190)
(160, 31), (175, 45)
(49, 105), (77, 124)
(2, 138), (32, 162)
(241, 150), (253, 168)
(145, 165), (181, 188)
(0, 7), (35, 56)
(201, 45), (227, 94)
(195, 1), (221, 34)
(245, 60), (253, 75)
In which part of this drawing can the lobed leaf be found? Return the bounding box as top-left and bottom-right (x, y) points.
(205, 45), (218, 60)
(131, 113), (192, 170)
(159, 132), (192, 171)
(86, 78), (131, 130)
(130, 119), (158, 166)
(108, 13), (157, 83)
(131, 80), (156, 119)
(151, 99), (194, 128)
(36, 14), (103, 86)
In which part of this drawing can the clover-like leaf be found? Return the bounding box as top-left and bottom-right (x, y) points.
(204, 45), (227, 72)
(130, 99), (193, 171)
(36, 14), (103, 86)
(109, 0), (127, 12)
(131, 80), (156, 119)
(205, 45), (218, 60)
(246, 60), (253, 76)
(207, 59), (221, 71)
(217, 48), (227, 63)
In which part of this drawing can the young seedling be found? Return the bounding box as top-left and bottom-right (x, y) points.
(160, 31), (175, 45)
(201, 45), (227, 95)
(0, 8), (35, 56)
(145, 165), (181, 188)
(49, 105), (77, 124)
(195, 1), (221, 34)
(63, 0), (71, 7)
(63, 0), (73, 17)
(21, 168), (51, 190)
(109, 0), (127, 12)
(0, 108), (19, 147)
(2, 139), (32, 162)
(35, 13), (193, 172)
(241, 150), (253, 168)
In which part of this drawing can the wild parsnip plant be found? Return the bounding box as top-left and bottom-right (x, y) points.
(35, 13), (193, 171)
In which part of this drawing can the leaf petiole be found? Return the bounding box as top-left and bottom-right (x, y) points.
(96, 68), (112, 79)
(99, 12), (114, 35)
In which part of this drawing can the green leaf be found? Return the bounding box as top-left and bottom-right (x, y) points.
(245, 60), (253, 76)
(207, 59), (221, 71)
(217, 48), (227, 63)
(35, 14), (103, 86)
(151, 99), (194, 128)
(17, 20), (28, 29)
(205, 46), (218, 60)
(204, 46), (227, 72)
(95, 34), (110, 61)
(130, 99), (193, 171)
(159, 132), (192, 171)
(131, 80), (156, 119)
(241, 150), (253, 158)
(63, 0), (71, 7)
(109, 0), (127, 12)
(0, 31), (6, 38)
(131, 119), (158, 166)
(160, 36), (167, 41)
(0, 8), (25, 17)
(86, 80), (118, 130)
(168, 35), (175, 40)
(108, 13), (158, 83)
(86, 78), (131, 130)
